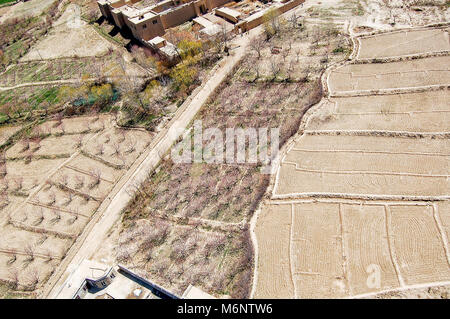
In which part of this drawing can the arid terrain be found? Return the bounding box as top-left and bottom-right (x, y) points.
(0, 0), (449, 300)
(254, 18), (450, 299)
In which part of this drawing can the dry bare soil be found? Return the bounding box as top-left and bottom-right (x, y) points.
(0, 115), (153, 294)
(255, 26), (450, 299)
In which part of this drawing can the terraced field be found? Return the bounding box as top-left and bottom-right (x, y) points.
(254, 27), (450, 299)
(0, 115), (154, 291)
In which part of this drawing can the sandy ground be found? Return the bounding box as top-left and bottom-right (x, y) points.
(21, 6), (113, 61)
(357, 28), (450, 59)
(0, 0), (57, 23)
(307, 91), (450, 132)
(253, 1), (450, 298)
(329, 56), (450, 93)
(0, 115), (154, 290)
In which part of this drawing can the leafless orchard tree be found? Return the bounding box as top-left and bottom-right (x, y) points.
(34, 208), (44, 226)
(249, 57), (260, 80)
(60, 123), (66, 135)
(270, 59), (281, 80)
(126, 139), (137, 154)
(218, 21), (229, 52)
(50, 209), (61, 224)
(8, 268), (19, 289)
(13, 177), (23, 191)
(44, 249), (53, 262)
(84, 121), (92, 133)
(24, 244), (35, 262)
(0, 191), (8, 209)
(118, 130), (126, 143)
(89, 169), (102, 189)
(27, 269), (40, 289)
(0, 163), (6, 178)
(95, 143), (105, 156)
(74, 175), (84, 189)
(249, 37), (265, 58)
(281, 49), (289, 62)
(47, 191), (56, 205)
(111, 142), (121, 157)
(64, 191), (74, 206)
(59, 174), (69, 187)
(75, 134), (83, 148)
(36, 234), (48, 246)
(21, 138), (30, 152)
(288, 12), (299, 29)
(116, 248), (130, 263)
(302, 64), (313, 82)
(54, 112), (63, 128)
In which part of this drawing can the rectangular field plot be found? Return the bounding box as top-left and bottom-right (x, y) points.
(284, 148), (448, 176)
(357, 29), (450, 59)
(307, 91), (450, 132)
(293, 134), (449, 154)
(276, 162), (449, 197)
(276, 135), (449, 197)
(328, 56), (450, 93)
(341, 204), (399, 295)
(254, 204), (295, 298)
(291, 203), (347, 298)
(389, 205), (450, 285)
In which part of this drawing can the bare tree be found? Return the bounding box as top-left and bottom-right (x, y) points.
(0, 191), (8, 209)
(75, 135), (83, 148)
(7, 249), (17, 265)
(270, 59), (281, 80)
(59, 174), (68, 186)
(111, 142), (121, 157)
(47, 191), (56, 205)
(126, 139), (136, 154)
(24, 244), (35, 262)
(281, 49), (289, 62)
(89, 169), (101, 188)
(8, 268), (19, 289)
(50, 209), (61, 224)
(27, 269), (39, 289)
(218, 21), (229, 53)
(288, 12), (299, 29)
(13, 177), (23, 191)
(21, 138), (30, 152)
(34, 208), (44, 226)
(295, 49), (301, 62)
(249, 37), (265, 58)
(64, 191), (74, 205)
(54, 112), (63, 128)
(95, 144), (104, 156)
(74, 175), (84, 189)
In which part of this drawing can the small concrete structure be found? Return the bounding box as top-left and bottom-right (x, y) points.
(56, 259), (116, 299)
(55, 259), (181, 299)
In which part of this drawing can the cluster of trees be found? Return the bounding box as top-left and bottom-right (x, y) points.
(59, 82), (118, 116)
